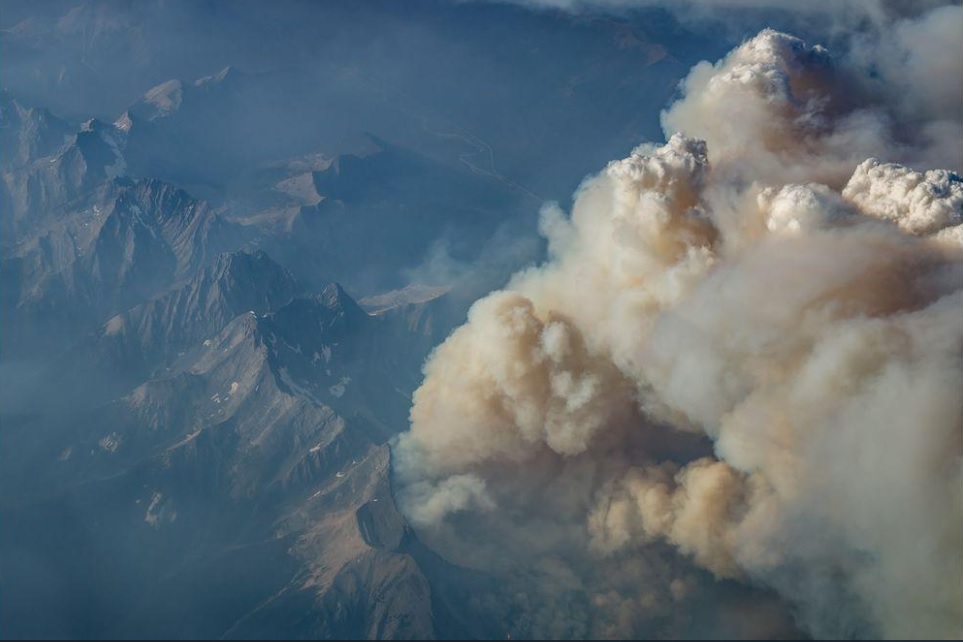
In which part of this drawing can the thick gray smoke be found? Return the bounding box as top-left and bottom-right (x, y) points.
(395, 10), (963, 639)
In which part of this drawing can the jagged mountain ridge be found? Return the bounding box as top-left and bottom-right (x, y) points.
(0, 2), (738, 638)
(35, 249), (300, 411)
(0, 89), (470, 633)
(1, 0), (703, 198)
(1, 117), (125, 245)
(0, 91), (75, 172)
(99, 249), (301, 376)
(0, 49), (529, 642)
(1, 173), (242, 357)
(2, 266), (467, 638)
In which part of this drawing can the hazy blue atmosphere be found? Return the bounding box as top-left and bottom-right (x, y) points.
(1, 0), (961, 639)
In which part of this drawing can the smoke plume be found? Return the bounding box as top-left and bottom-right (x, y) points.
(395, 8), (962, 639)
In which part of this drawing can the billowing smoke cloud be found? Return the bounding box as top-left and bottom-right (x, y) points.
(395, 8), (962, 639)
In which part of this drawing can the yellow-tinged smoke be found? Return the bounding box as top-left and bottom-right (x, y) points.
(396, 19), (963, 640)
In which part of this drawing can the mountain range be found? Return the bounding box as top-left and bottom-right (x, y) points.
(0, 1), (752, 638)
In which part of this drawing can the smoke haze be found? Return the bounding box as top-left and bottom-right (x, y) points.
(395, 6), (963, 638)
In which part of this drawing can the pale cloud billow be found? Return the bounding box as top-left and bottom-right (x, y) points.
(395, 8), (963, 638)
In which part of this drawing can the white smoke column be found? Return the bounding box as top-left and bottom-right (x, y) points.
(843, 158), (963, 236)
(395, 17), (963, 640)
